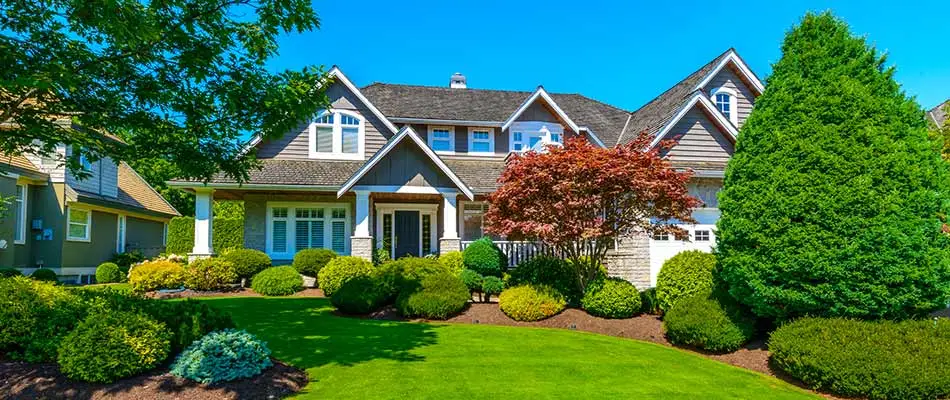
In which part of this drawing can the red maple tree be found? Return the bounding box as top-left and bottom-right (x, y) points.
(484, 132), (699, 292)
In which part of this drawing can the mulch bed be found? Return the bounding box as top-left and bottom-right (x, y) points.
(0, 359), (308, 400)
(146, 287), (325, 299)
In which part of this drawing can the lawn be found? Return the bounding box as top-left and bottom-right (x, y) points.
(201, 297), (818, 399)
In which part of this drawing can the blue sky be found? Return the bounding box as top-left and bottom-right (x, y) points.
(269, 0), (949, 112)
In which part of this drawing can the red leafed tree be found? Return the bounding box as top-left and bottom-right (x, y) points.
(484, 132), (700, 292)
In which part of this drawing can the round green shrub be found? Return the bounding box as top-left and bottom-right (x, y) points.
(318, 256), (373, 296)
(499, 285), (566, 322)
(0, 267), (22, 278)
(459, 269), (483, 293)
(396, 272), (470, 320)
(221, 249), (272, 281)
(30, 268), (57, 283)
(463, 237), (505, 277)
(770, 317), (950, 400)
(96, 262), (123, 284)
(481, 276), (504, 299)
(376, 257), (449, 297)
(655, 250), (716, 313)
(663, 290), (756, 353)
(170, 329), (272, 384)
(438, 251), (465, 275)
(251, 266), (303, 296)
(0, 277), (86, 362)
(292, 248), (337, 277)
(57, 310), (171, 383)
(508, 256), (581, 305)
(184, 258), (238, 291)
(582, 277), (641, 319)
(129, 260), (185, 292)
(331, 276), (388, 314)
(640, 287), (661, 315)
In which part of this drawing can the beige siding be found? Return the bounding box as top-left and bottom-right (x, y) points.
(704, 65), (756, 127)
(256, 121), (310, 159)
(515, 101), (561, 123)
(662, 107), (734, 166)
(23, 144), (66, 183)
(356, 140), (455, 187)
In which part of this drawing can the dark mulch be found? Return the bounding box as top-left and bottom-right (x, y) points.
(0, 359), (307, 400)
(147, 287), (325, 299)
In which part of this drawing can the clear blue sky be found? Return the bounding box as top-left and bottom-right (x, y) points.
(269, 0), (949, 112)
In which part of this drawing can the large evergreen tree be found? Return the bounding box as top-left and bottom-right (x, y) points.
(716, 12), (950, 320)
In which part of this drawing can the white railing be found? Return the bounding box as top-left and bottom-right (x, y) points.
(460, 240), (557, 268)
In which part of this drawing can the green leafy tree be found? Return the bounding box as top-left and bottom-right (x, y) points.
(716, 12), (950, 321)
(0, 0), (330, 182)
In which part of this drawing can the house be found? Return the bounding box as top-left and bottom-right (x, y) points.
(0, 132), (180, 282)
(929, 100), (948, 128)
(168, 48), (763, 289)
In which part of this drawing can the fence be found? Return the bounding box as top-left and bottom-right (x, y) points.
(460, 240), (558, 268)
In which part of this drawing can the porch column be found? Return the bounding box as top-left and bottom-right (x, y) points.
(351, 190), (373, 261)
(190, 188), (214, 261)
(439, 192), (461, 254)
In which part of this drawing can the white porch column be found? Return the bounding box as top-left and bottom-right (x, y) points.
(351, 190), (374, 261)
(190, 188), (214, 260)
(440, 192), (461, 254)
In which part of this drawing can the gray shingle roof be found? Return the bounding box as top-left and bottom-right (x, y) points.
(929, 101), (948, 127)
(174, 159), (365, 186)
(441, 157), (507, 194)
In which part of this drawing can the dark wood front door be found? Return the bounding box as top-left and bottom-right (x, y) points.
(394, 210), (421, 258)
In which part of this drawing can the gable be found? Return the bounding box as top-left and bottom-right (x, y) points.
(515, 101), (562, 124)
(660, 106), (734, 170)
(355, 139), (456, 188)
(703, 65), (756, 127)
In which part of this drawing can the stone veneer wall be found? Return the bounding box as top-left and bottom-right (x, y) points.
(604, 231), (651, 290)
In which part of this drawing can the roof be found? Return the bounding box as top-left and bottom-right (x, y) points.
(929, 100), (948, 127)
(442, 157), (507, 194)
(171, 159), (365, 187)
(69, 162), (179, 218)
(0, 153), (48, 180)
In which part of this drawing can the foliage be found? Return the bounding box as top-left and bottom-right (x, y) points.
(716, 12), (950, 320)
(170, 329), (272, 384)
(438, 251), (465, 275)
(929, 102), (950, 161)
(166, 217), (244, 255)
(655, 250), (716, 313)
(459, 269), (483, 293)
(499, 285), (567, 322)
(0, 267), (22, 277)
(251, 266), (303, 296)
(318, 256), (374, 296)
(184, 258), (238, 291)
(507, 256), (582, 306)
(663, 290), (756, 353)
(214, 201), (245, 219)
(111, 251), (146, 268)
(57, 311), (171, 383)
(0, 0), (328, 183)
(29, 268), (58, 282)
(640, 287), (661, 315)
(462, 237), (505, 277)
(372, 247), (391, 266)
(770, 317), (950, 400)
(330, 276), (388, 314)
(221, 248), (272, 281)
(292, 248), (337, 277)
(128, 260), (185, 292)
(376, 257), (449, 298)
(166, 216), (195, 254)
(0, 277), (86, 362)
(581, 277), (641, 319)
(396, 272), (470, 320)
(96, 262), (123, 284)
(481, 276), (505, 299)
(485, 136), (699, 294)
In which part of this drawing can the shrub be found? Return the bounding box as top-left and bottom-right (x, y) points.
(640, 287), (661, 315)
(499, 285), (566, 322)
(292, 248), (337, 277)
(663, 290), (756, 353)
(655, 250), (716, 313)
(582, 277), (641, 319)
(222, 249), (271, 281)
(769, 317), (950, 400)
(184, 258), (238, 291)
(166, 216), (244, 255)
(463, 237), (505, 277)
(481, 276), (504, 300)
(57, 311), (171, 383)
(0, 277), (86, 362)
(318, 256), (373, 296)
(508, 256), (581, 305)
(376, 257), (448, 298)
(111, 250), (145, 268)
(459, 269), (483, 293)
(128, 260), (185, 292)
(251, 266), (303, 296)
(438, 251), (464, 275)
(331, 276), (388, 314)
(30, 268), (58, 282)
(396, 272), (470, 320)
(96, 262), (123, 284)
(170, 329), (272, 384)
(372, 247), (391, 266)
(0, 267), (22, 278)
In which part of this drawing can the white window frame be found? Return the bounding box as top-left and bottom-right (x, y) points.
(116, 214), (127, 253)
(308, 109), (366, 160)
(162, 222), (168, 246)
(467, 127), (495, 154)
(14, 183), (27, 244)
(66, 207), (92, 242)
(459, 201), (491, 242)
(374, 203), (439, 259)
(694, 229), (711, 241)
(265, 202), (351, 260)
(427, 126), (455, 154)
(710, 87), (739, 126)
(509, 121), (564, 153)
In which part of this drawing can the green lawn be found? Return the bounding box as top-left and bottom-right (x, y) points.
(201, 297), (818, 400)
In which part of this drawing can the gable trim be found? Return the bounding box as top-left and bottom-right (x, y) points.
(693, 50), (765, 95)
(336, 126), (475, 200)
(501, 87), (582, 133)
(650, 92), (739, 149)
(327, 66), (399, 134)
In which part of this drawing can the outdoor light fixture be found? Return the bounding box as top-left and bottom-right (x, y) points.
(473, 319), (480, 324)
(569, 323), (577, 330)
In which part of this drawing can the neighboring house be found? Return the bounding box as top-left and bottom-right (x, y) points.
(169, 48), (763, 289)
(929, 100), (948, 128)
(0, 136), (179, 282)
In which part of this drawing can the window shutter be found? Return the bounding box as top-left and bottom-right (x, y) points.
(331, 221), (346, 254)
(311, 220), (325, 249)
(273, 221), (287, 252)
(342, 127), (358, 154)
(316, 126), (333, 153)
(295, 221), (309, 252)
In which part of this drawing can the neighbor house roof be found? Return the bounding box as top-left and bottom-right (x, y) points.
(0, 153), (48, 180)
(929, 100), (948, 127)
(69, 162), (180, 218)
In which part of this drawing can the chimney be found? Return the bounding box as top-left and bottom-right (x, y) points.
(450, 72), (467, 89)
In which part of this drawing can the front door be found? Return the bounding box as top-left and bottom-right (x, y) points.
(394, 210), (421, 258)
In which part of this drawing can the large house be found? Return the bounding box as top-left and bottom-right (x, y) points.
(930, 100), (948, 128)
(169, 48), (763, 289)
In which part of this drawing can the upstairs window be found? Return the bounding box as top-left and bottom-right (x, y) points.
(510, 121), (564, 153)
(309, 110), (364, 160)
(468, 127), (495, 154)
(428, 126), (455, 153)
(710, 87), (739, 126)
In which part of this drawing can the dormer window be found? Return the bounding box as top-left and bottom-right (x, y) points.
(510, 121), (564, 153)
(309, 109), (365, 160)
(468, 127), (495, 154)
(427, 126), (455, 154)
(710, 87), (739, 126)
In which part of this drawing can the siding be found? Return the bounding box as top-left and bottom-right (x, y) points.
(23, 144), (66, 183)
(125, 216), (165, 257)
(515, 101), (561, 123)
(662, 107), (734, 166)
(703, 65), (756, 127)
(64, 151), (119, 198)
(355, 140), (455, 187)
(61, 209), (117, 268)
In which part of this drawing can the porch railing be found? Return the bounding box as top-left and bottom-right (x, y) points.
(460, 240), (557, 268)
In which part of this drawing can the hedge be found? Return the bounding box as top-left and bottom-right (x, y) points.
(166, 216), (243, 254)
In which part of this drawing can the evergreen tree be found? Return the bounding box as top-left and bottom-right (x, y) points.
(716, 12), (950, 320)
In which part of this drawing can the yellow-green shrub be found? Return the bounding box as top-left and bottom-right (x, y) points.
(184, 258), (238, 291)
(499, 284), (566, 322)
(129, 260), (185, 292)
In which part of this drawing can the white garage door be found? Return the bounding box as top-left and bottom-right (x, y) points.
(648, 209), (720, 287)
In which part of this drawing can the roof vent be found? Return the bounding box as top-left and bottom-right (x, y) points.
(450, 72), (467, 89)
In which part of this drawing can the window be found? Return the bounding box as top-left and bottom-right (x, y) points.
(422, 214), (432, 255)
(67, 208), (91, 241)
(510, 121), (564, 153)
(652, 232), (669, 241)
(428, 126), (455, 153)
(462, 202), (490, 241)
(162, 223), (168, 246)
(116, 215), (126, 253)
(267, 204), (349, 257)
(468, 127), (495, 153)
(695, 230), (710, 241)
(294, 208), (324, 252)
(710, 87), (739, 126)
(309, 110), (364, 160)
(14, 184), (26, 244)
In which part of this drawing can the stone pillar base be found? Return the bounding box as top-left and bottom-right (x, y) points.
(439, 237), (461, 254)
(351, 236), (374, 261)
(187, 253), (214, 263)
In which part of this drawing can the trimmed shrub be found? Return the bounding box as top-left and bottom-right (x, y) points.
(481, 276), (504, 300)
(251, 266), (303, 296)
(640, 287), (661, 315)
(770, 317), (950, 400)
(508, 256), (581, 305)
(438, 251), (465, 275)
(57, 311), (171, 383)
(222, 249), (271, 281)
(582, 277), (641, 319)
(111, 251), (145, 268)
(663, 290), (756, 353)
(376, 257), (448, 298)
(166, 216), (244, 255)
(170, 329), (272, 384)
(463, 237), (505, 277)
(396, 272), (470, 320)
(0, 267), (22, 278)
(499, 285), (566, 322)
(331, 276), (388, 314)
(129, 260), (185, 292)
(30, 268), (58, 282)
(459, 269), (483, 293)
(292, 248), (337, 277)
(372, 247), (391, 266)
(0, 277), (86, 362)
(655, 250), (716, 313)
(96, 262), (123, 284)
(318, 256), (374, 296)
(184, 258), (238, 291)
